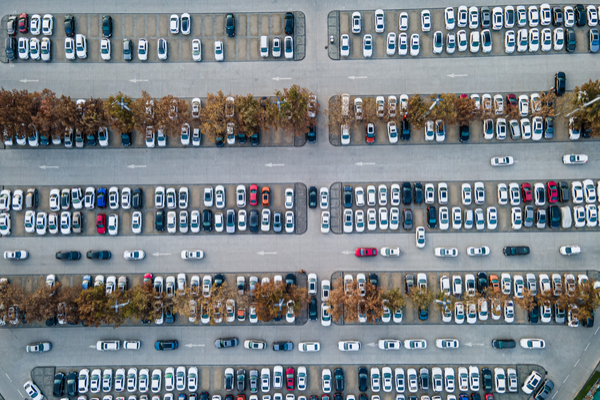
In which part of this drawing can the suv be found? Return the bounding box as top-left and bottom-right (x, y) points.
(284, 12), (294, 34)
(5, 37), (16, 60)
(226, 13), (236, 37)
(102, 15), (113, 37)
(554, 72), (566, 96)
(492, 339), (516, 349)
(503, 246), (530, 256)
(309, 186), (318, 208)
(343, 186), (353, 207)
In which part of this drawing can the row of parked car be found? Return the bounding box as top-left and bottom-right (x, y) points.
(348, 5), (600, 35)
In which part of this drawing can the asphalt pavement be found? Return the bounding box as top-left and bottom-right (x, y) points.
(1, 0), (600, 400)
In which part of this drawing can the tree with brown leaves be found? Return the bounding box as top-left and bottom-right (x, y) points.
(406, 94), (429, 130)
(324, 93), (356, 130)
(30, 89), (61, 143)
(382, 288), (406, 314)
(58, 285), (82, 325)
(76, 285), (109, 328)
(130, 91), (156, 133)
(535, 91), (556, 118)
(455, 96), (479, 126)
(429, 93), (458, 125)
(22, 282), (61, 323)
(155, 95), (189, 138)
(81, 97), (109, 136)
(0, 281), (25, 325)
(361, 97), (378, 125)
(200, 91), (228, 143)
(407, 286), (435, 316)
(234, 94), (261, 138)
(326, 277), (347, 323)
(105, 92), (135, 135)
(276, 85), (316, 138)
(514, 288), (536, 313)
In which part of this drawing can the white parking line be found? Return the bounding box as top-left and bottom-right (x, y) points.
(563, 375), (570, 384)
(574, 359), (580, 367)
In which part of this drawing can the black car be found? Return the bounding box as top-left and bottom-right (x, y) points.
(309, 186), (318, 208)
(358, 367), (368, 392)
(476, 272), (488, 293)
(53, 372), (65, 397)
(471, 394), (481, 400)
(123, 38), (133, 61)
(343, 186), (353, 207)
(155, 340), (178, 350)
(215, 337), (239, 349)
(65, 15), (75, 37)
(286, 273), (296, 287)
(273, 341), (293, 351)
(480, 7), (491, 28)
(400, 117), (411, 141)
(529, 300), (540, 323)
(534, 379), (554, 400)
(102, 15), (113, 37)
(216, 135), (224, 147)
(86, 250), (111, 260)
(46, 316), (57, 327)
(334, 368), (345, 392)
(66, 371), (78, 396)
(482, 29), (492, 48)
(215, 274), (225, 287)
(284, 12), (294, 34)
(419, 368), (429, 391)
(548, 205), (560, 228)
(237, 369), (246, 391)
(481, 368), (492, 392)
(491, 339), (516, 349)
(369, 273), (378, 287)
(307, 125), (316, 143)
(401, 182), (412, 205)
(165, 305), (175, 324)
(156, 210), (165, 231)
(413, 183), (423, 204)
(121, 132), (132, 146)
(583, 313), (595, 328)
(226, 13), (236, 37)
(427, 206), (437, 228)
(249, 210), (259, 232)
(403, 208), (413, 230)
(203, 209), (213, 232)
(459, 124), (470, 142)
(552, 6), (563, 26)
(250, 132), (259, 146)
(333, 393), (343, 400)
(309, 296), (317, 321)
(575, 4), (587, 26)
(56, 251), (81, 260)
(132, 188), (143, 209)
(554, 72), (566, 96)
(566, 28), (577, 52)
(404, 274), (415, 292)
(86, 133), (96, 146)
(5, 37), (16, 60)
(503, 246), (530, 256)
(238, 132), (247, 144)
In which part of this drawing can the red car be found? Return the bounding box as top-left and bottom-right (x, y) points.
(249, 184), (258, 206)
(143, 273), (153, 285)
(547, 181), (558, 203)
(459, 94), (468, 99)
(286, 367), (295, 391)
(18, 13), (28, 33)
(506, 93), (517, 108)
(521, 183), (532, 203)
(96, 213), (107, 234)
(355, 247), (377, 257)
(484, 394), (495, 400)
(236, 395), (245, 400)
(365, 123), (375, 144)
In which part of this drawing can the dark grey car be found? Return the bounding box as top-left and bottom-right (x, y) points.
(273, 211), (282, 233)
(249, 369), (259, 393)
(123, 39), (133, 61)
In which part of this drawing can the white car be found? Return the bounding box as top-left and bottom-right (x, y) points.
(554, 27), (565, 50)
(435, 247), (458, 257)
(30, 14), (42, 35)
(380, 247), (400, 257)
(492, 7), (503, 29)
(404, 339), (427, 349)
(470, 31), (480, 52)
(565, 6), (575, 27)
(138, 38), (148, 60)
(457, 6), (468, 27)
(447, 32), (456, 53)
(399, 12), (409, 31)
(438, 183), (448, 204)
(322, 369), (332, 393)
(520, 338), (546, 349)
(170, 14), (180, 33)
(445, 7), (456, 30)
(505, 30), (516, 53)
(491, 156), (514, 166)
(64, 37), (75, 60)
(398, 32), (408, 55)
(75, 34), (87, 58)
(214, 40), (224, 61)
(529, 28), (540, 52)
(340, 34), (350, 57)
(469, 366), (480, 391)
(378, 339), (401, 351)
(352, 12), (362, 33)
(321, 211), (330, 233)
(100, 38), (111, 60)
(124, 250), (145, 260)
(421, 10), (431, 32)
(386, 32), (396, 56)
(410, 34), (420, 56)
(338, 341), (361, 351)
(467, 246), (490, 256)
(375, 9), (385, 33)
(560, 245), (581, 255)
(436, 339), (459, 349)
(131, 211), (142, 234)
(363, 34), (373, 57)
(23, 381), (44, 400)
(529, 5), (540, 26)
(192, 38), (202, 61)
(541, 28), (552, 51)
(433, 31), (444, 54)
(469, 6), (479, 28)
(563, 154), (588, 164)
(522, 371), (542, 395)
(415, 226), (425, 248)
(457, 30), (468, 51)
(583, 179), (597, 203)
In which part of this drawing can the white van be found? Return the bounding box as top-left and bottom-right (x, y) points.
(560, 206), (572, 229)
(260, 36), (269, 58)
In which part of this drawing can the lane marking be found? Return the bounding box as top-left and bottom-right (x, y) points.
(574, 359), (580, 367)
(563, 375), (570, 384)
(595, 326), (599, 335)
(5, 373), (12, 382)
(585, 343), (591, 351)
(17, 389), (24, 398)
(552, 391), (558, 399)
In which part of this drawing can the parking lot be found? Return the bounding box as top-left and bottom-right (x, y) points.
(328, 6), (595, 60)
(328, 179), (600, 236)
(34, 363), (545, 400)
(326, 93), (594, 146)
(1, 12), (306, 63)
(330, 270), (599, 326)
(3, 182), (307, 237)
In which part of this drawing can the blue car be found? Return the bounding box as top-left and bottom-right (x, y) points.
(155, 340), (178, 351)
(82, 275), (91, 290)
(96, 187), (107, 208)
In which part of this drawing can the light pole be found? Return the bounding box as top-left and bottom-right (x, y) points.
(110, 300), (130, 314)
(566, 95), (600, 118)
